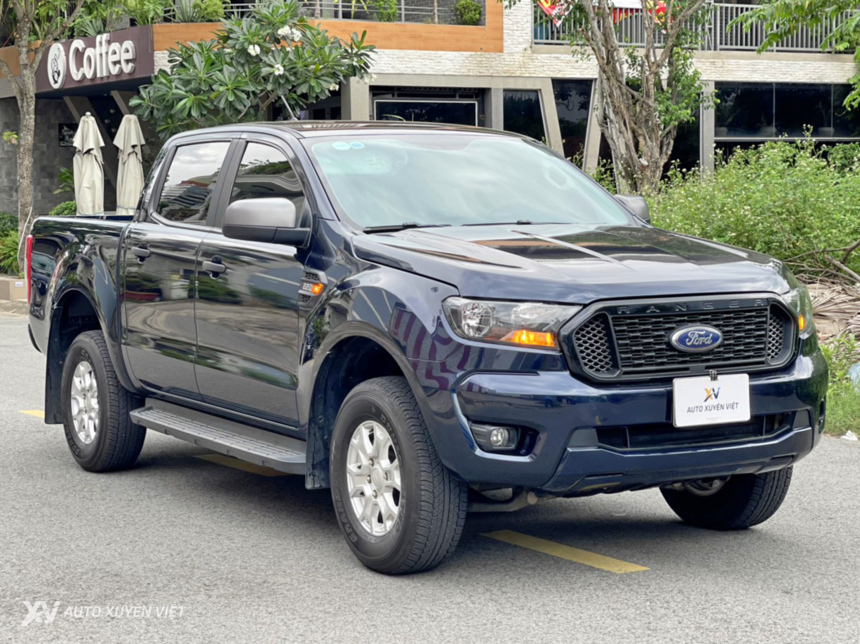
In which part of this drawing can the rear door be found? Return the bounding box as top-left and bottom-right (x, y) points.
(121, 137), (235, 399)
(193, 136), (310, 426)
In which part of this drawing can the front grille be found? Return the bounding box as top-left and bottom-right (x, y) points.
(613, 309), (768, 372)
(564, 296), (796, 382)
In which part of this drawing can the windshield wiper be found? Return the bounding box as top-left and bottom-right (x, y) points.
(462, 220), (566, 227)
(363, 223), (452, 234)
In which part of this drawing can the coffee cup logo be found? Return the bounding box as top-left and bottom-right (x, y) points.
(47, 43), (66, 90)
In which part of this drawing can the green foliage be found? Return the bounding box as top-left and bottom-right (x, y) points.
(651, 140), (860, 279)
(2, 131), (18, 145)
(820, 334), (860, 436)
(0, 212), (17, 237)
(73, 0), (124, 37)
(122, 0), (168, 25)
(0, 231), (20, 276)
(54, 167), (75, 196)
(454, 0), (482, 25)
(130, 0), (375, 140)
(49, 201), (78, 217)
(174, 0), (226, 23)
(733, 0), (860, 110)
(371, 0), (399, 22)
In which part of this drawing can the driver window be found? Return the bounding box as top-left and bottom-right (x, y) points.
(156, 141), (230, 224)
(229, 143), (306, 215)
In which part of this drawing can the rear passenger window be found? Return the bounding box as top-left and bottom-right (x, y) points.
(228, 143), (306, 214)
(156, 141), (231, 224)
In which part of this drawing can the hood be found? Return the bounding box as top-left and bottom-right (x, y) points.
(352, 224), (790, 304)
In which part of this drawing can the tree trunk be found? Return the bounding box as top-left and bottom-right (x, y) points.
(15, 81), (37, 269)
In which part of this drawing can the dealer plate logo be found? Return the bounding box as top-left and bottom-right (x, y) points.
(669, 325), (723, 353)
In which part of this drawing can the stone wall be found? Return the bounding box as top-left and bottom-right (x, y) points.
(0, 98), (76, 216)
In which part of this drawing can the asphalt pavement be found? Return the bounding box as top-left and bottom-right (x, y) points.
(1, 313), (859, 644)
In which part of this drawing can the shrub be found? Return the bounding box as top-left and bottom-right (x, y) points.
(820, 334), (860, 436)
(454, 0), (482, 25)
(50, 201), (77, 217)
(0, 230), (19, 276)
(372, 0), (398, 22)
(651, 140), (860, 281)
(0, 212), (17, 237)
(121, 0), (167, 25)
(175, 0), (225, 22)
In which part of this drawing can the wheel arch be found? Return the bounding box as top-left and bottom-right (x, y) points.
(44, 288), (132, 423)
(304, 323), (435, 490)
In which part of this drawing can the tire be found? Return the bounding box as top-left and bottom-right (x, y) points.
(661, 467), (793, 530)
(61, 330), (146, 472)
(330, 376), (468, 575)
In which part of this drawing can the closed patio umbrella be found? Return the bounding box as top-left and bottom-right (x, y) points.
(114, 114), (146, 217)
(72, 112), (105, 217)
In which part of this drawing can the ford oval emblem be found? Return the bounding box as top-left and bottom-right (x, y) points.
(669, 325), (723, 353)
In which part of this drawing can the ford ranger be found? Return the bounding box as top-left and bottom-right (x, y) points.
(27, 122), (827, 574)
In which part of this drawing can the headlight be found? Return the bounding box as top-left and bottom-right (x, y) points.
(443, 297), (580, 349)
(784, 284), (815, 337)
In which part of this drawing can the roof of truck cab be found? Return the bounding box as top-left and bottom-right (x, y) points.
(170, 121), (521, 141)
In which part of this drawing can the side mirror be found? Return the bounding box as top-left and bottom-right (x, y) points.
(614, 194), (650, 223)
(222, 197), (309, 245)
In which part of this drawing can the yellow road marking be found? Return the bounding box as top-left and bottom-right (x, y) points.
(481, 530), (649, 574)
(195, 453), (290, 477)
(19, 410), (45, 419)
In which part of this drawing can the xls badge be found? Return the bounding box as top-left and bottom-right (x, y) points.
(669, 325), (723, 353)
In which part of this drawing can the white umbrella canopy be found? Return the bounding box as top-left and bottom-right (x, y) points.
(114, 114), (146, 217)
(72, 112), (105, 217)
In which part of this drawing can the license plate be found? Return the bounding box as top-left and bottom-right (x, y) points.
(672, 374), (750, 428)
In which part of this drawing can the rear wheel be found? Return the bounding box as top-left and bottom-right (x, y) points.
(61, 331), (146, 472)
(661, 468), (793, 530)
(330, 376), (468, 574)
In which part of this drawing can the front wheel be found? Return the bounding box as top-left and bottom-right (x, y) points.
(330, 376), (467, 575)
(661, 467), (793, 530)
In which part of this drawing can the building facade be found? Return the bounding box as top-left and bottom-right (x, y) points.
(1, 0), (859, 215)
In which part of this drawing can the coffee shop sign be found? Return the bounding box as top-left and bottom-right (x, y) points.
(47, 34), (136, 90)
(37, 27), (153, 94)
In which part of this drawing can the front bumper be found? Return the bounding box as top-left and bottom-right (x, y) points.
(429, 348), (828, 494)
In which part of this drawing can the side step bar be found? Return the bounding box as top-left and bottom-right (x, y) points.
(130, 399), (307, 474)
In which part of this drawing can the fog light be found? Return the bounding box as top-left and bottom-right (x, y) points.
(471, 423), (519, 452)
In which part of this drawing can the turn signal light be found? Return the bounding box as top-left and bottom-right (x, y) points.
(502, 329), (556, 348)
(311, 283), (324, 296)
(798, 314), (807, 332)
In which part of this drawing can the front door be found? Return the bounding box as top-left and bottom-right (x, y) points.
(193, 138), (308, 426)
(121, 138), (233, 399)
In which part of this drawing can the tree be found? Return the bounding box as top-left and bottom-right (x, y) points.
(130, 0), (375, 140)
(734, 1), (860, 109)
(0, 0), (85, 263)
(524, 1), (712, 194)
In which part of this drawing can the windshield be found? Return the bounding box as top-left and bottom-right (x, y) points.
(302, 133), (633, 229)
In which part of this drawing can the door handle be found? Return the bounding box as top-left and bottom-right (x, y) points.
(131, 245), (151, 261)
(201, 259), (227, 277)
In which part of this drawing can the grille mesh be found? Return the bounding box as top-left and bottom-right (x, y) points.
(612, 309), (769, 372)
(573, 314), (616, 375)
(767, 307), (789, 362)
(569, 302), (794, 380)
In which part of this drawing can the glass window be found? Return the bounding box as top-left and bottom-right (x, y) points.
(303, 133), (631, 229)
(228, 143), (306, 214)
(374, 101), (479, 126)
(715, 83), (774, 137)
(775, 84), (830, 137)
(156, 141), (231, 224)
(833, 85), (860, 137)
(504, 90), (546, 141)
(552, 80), (593, 161)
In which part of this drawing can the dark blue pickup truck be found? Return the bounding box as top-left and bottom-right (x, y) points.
(27, 122), (827, 574)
